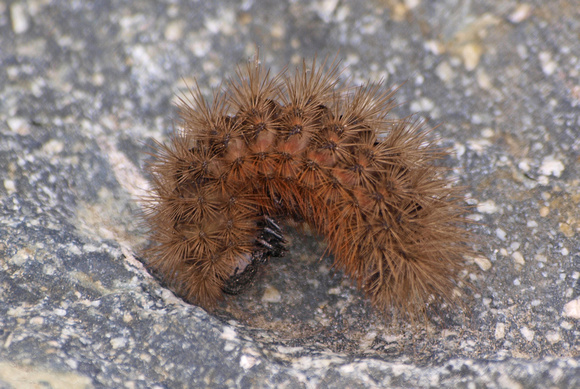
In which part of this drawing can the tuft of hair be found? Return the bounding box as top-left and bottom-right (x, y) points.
(141, 56), (474, 318)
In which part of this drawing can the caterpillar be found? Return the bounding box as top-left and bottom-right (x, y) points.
(142, 57), (472, 317)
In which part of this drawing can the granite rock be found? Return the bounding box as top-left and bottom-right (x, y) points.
(1, 0), (578, 387)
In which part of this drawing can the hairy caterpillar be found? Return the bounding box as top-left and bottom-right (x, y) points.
(142, 57), (472, 317)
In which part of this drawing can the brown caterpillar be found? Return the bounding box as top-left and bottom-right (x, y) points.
(142, 57), (472, 317)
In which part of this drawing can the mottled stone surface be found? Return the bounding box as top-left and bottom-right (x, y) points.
(1, 0), (578, 387)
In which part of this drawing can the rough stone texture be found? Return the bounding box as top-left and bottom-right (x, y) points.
(1, 0), (578, 388)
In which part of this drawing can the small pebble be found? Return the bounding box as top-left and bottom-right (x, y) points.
(495, 322), (506, 339)
(472, 255), (492, 271)
(261, 285), (282, 303)
(509, 4), (532, 23)
(562, 298), (580, 319)
(539, 156), (565, 177)
(520, 326), (534, 342)
(10, 3), (29, 33)
(478, 200), (499, 214)
(512, 251), (525, 265)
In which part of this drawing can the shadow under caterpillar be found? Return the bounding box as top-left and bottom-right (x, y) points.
(142, 57), (473, 317)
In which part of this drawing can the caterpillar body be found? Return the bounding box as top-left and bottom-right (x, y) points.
(142, 58), (471, 316)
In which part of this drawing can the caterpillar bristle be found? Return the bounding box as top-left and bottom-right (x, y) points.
(141, 56), (473, 318)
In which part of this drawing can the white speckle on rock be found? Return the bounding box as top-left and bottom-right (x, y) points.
(67, 244), (82, 256)
(539, 156), (565, 177)
(125, 381), (136, 389)
(498, 374), (523, 389)
(562, 298), (580, 319)
(261, 285), (282, 303)
(111, 337), (127, 349)
(478, 200), (498, 214)
(481, 127), (494, 138)
(205, 9), (236, 35)
(271, 23), (285, 39)
(471, 255), (492, 271)
(4, 179), (16, 195)
(224, 342), (236, 352)
(314, 0), (340, 23)
(220, 327), (237, 341)
(164, 20), (184, 41)
(42, 139), (64, 154)
(277, 345), (305, 355)
(391, 363), (413, 377)
(318, 264), (330, 275)
(518, 159), (531, 172)
(415, 74), (424, 85)
(550, 367), (564, 383)
(43, 264), (56, 276)
(545, 185), (560, 201)
(83, 244), (100, 253)
(130, 45), (163, 79)
(454, 142), (466, 159)
(425, 40), (445, 55)
(539, 52), (557, 76)
(476, 69), (493, 90)
(495, 323), (506, 339)
(240, 355), (260, 370)
(460, 43), (483, 71)
(11, 248), (33, 266)
(339, 363), (355, 373)
(7, 117), (30, 135)
(545, 330), (561, 344)
(30, 317), (44, 326)
(435, 61), (454, 83)
(410, 97), (434, 112)
(495, 228), (507, 241)
(404, 0), (421, 9)
(467, 138), (492, 155)
(191, 39), (211, 57)
(520, 326), (535, 342)
(512, 251), (525, 265)
(10, 3), (29, 34)
(328, 287), (341, 295)
(509, 4), (532, 23)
